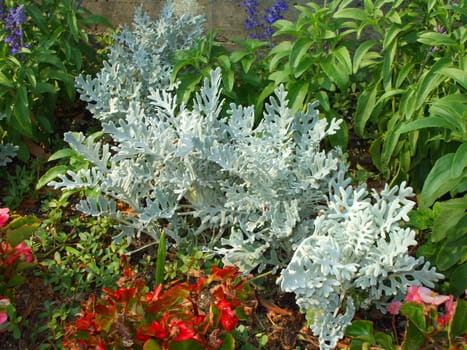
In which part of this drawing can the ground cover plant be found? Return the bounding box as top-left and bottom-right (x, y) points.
(0, 0), (466, 349)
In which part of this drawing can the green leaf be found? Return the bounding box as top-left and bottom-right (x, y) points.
(435, 235), (467, 271)
(450, 299), (467, 339)
(344, 320), (376, 344)
(333, 8), (368, 21)
(419, 153), (465, 208)
(5, 216), (40, 247)
(435, 67), (467, 89)
(398, 116), (459, 134)
(333, 46), (352, 76)
(168, 340), (203, 350)
(431, 198), (467, 242)
(288, 81), (309, 111)
(448, 263), (467, 296)
(417, 32), (458, 47)
(13, 86), (33, 138)
(155, 231), (167, 286)
(374, 332), (396, 349)
(352, 40), (377, 74)
(0, 71), (14, 88)
(143, 339), (161, 350)
(355, 83), (378, 137)
(290, 38), (312, 71)
(451, 143), (467, 178)
(400, 302), (427, 331)
(219, 333), (235, 350)
(48, 148), (77, 162)
(35, 165), (70, 190)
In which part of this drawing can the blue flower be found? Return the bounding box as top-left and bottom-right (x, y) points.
(241, 0), (288, 40)
(2, 4), (28, 55)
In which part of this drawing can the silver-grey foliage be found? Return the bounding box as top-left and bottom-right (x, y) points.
(49, 3), (442, 349)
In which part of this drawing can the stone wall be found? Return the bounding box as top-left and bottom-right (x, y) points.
(82, 0), (311, 39)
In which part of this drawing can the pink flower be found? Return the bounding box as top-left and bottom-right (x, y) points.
(405, 286), (450, 306)
(5, 242), (33, 265)
(0, 297), (10, 333)
(0, 208), (9, 227)
(14, 242), (33, 263)
(438, 295), (456, 326)
(387, 301), (402, 315)
(0, 312), (8, 332)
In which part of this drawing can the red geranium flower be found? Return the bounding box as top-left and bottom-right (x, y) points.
(216, 299), (239, 331)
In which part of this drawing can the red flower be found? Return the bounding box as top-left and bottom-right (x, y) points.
(170, 319), (196, 341)
(137, 320), (169, 341)
(216, 299), (239, 331)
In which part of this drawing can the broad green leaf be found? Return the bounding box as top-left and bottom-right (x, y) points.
(240, 55), (255, 73)
(143, 339), (161, 350)
(344, 320), (376, 344)
(383, 42), (396, 90)
(35, 165), (70, 190)
(431, 197), (467, 242)
(230, 50), (249, 64)
(395, 62), (415, 88)
(417, 32), (458, 47)
(451, 299), (467, 339)
(48, 148), (77, 161)
(269, 41), (293, 71)
(381, 120), (401, 164)
(269, 69), (290, 85)
(400, 303), (427, 331)
(333, 8), (368, 21)
(293, 58), (314, 78)
(419, 153), (465, 208)
(355, 83), (378, 136)
(5, 216), (40, 247)
(219, 333), (235, 350)
(33, 82), (58, 94)
(435, 235), (467, 271)
(374, 332), (397, 350)
(451, 143), (467, 178)
(290, 38), (312, 71)
(0, 71), (14, 88)
(333, 46), (352, 75)
(449, 263), (467, 296)
(352, 40), (377, 74)
(14, 86), (33, 138)
(435, 67), (467, 90)
(383, 25), (402, 50)
(288, 81), (309, 111)
(398, 116), (458, 134)
(321, 61), (346, 91)
(415, 59), (451, 111)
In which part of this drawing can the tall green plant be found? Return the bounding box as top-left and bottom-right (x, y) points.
(0, 0), (112, 160)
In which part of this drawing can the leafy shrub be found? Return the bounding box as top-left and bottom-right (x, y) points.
(0, 0), (112, 160)
(47, 3), (444, 348)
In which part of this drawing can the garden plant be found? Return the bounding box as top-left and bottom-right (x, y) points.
(0, 0), (466, 349)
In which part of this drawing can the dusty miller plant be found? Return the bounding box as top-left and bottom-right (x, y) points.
(49, 4), (443, 348)
(75, 0), (205, 124)
(51, 67), (345, 272)
(279, 181), (443, 350)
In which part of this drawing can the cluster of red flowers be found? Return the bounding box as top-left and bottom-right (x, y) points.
(63, 258), (254, 350)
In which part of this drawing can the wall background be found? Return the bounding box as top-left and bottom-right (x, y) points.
(82, 0), (313, 39)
